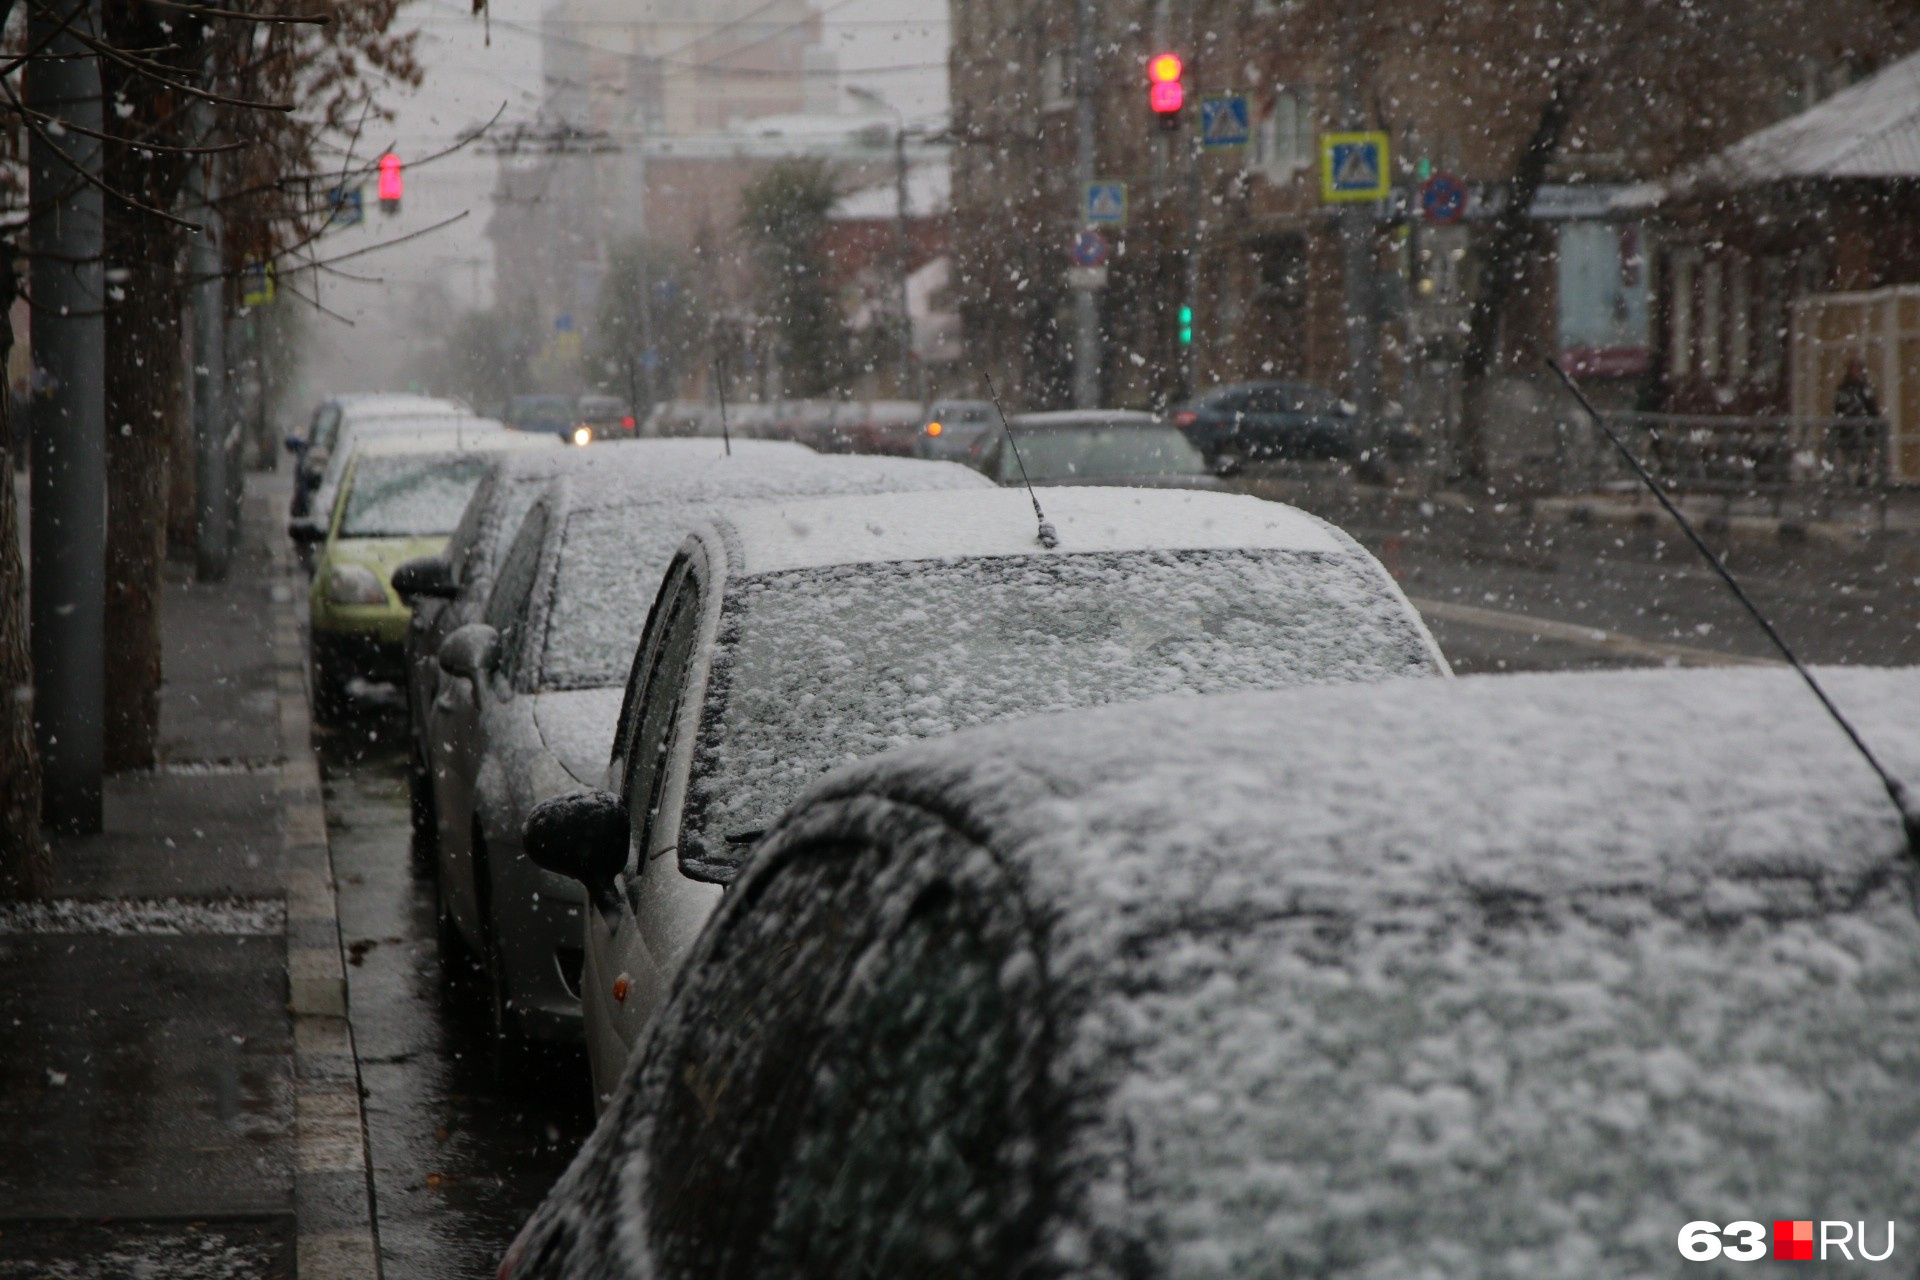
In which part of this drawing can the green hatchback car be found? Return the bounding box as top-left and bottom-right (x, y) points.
(298, 432), (552, 718)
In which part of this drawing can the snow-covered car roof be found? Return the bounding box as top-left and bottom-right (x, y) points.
(1006, 409), (1164, 429)
(716, 486), (1345, 576)
(759, 664), (1920, 1274)
(557, 440), (989, 513)
(336, 394), (468, 421)
(519, 447), (991, 691)
(350, 423), (548, 458)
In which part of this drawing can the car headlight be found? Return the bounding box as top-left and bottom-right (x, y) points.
(326, 563), (387, 606)
(571, 425), (592, 446)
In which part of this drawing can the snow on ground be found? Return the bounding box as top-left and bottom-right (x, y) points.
(0, 897), (286, 936)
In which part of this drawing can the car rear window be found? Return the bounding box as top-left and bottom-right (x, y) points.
(998, 425), (1207, 483)
(338, 454), (490, 539)
(685, 549), (1438, 867)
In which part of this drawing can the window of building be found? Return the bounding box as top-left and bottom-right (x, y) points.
(1668, 252), (1697, 379)
(1728, 259), (1752, 385)
(1699, 258), (1723, 381)
(1253, 90), (1308, 183)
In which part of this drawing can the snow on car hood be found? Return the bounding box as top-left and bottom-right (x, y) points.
(532, 688), (626, 788)
(779, 665), (1920, 1278)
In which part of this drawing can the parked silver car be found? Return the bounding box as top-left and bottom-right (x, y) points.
(393, 439), (669, 855)
(526, 486), (1448, 1103)
(425, 446), (991, 1045)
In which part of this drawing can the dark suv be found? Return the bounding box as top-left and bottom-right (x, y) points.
(1173, 380), (1357, 469)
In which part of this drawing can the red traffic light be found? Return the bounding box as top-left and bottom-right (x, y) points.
(377, 152), (403, 207)
(1148, 52), (1184, 117)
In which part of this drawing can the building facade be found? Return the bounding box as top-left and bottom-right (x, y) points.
(948, 0), (1917, 424)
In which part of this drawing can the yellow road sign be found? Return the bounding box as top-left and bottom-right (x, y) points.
(1320, 131), (1390, 203)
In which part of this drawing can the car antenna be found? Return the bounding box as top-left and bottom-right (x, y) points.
(1549, 358), (1920, 858)
(981, 369), (1057, 548)
(715, 348), (731, 457)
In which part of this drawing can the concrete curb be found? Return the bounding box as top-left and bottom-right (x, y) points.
(271, 541), (382, 1280)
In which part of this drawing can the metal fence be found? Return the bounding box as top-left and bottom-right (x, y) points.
(1552, 412), (1892, 524)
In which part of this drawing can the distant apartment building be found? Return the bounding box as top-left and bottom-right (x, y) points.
(488, 0), (839, 370)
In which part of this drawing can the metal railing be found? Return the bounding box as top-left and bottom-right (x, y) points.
(1555, 412), (1892, 525)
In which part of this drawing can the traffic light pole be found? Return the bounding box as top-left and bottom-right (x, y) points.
(1338, 10), (1383, 430)
(1070, 0), (1100, 409)
(28, 0), (107, 832)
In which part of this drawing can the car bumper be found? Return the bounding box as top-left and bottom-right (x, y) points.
(491, 842), (589, 1043)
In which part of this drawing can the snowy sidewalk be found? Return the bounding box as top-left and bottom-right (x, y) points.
(0, 470), (375, 1279)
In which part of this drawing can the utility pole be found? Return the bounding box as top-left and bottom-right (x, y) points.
(28, 0), (107, 833)
(188, 145), (228, 582)
(1070, 0), (1100, 408)
(891, 122), (913, 400)
(1338, 8), (1383, 430)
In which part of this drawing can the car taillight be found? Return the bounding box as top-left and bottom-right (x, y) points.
(621, 416), (635, 430)
(926, 421), (944, 437)
(1173, 410), (1198, 427)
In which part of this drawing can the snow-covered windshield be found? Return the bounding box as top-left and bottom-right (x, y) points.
(686, 549), (1437, 864)
(999, 425), (1208, 484)
(338, 454), (491, 539)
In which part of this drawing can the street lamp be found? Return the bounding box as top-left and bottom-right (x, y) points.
(845, 84), (915, 400)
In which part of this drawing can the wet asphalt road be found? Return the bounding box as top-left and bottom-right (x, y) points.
(320, 711), (592, 1280)
(311, 486), (1920, 1278)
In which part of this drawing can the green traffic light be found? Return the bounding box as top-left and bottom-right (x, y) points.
(1178, 304), (1193, 346)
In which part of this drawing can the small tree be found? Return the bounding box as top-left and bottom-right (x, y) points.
(590, 237), (698, 418)
(739, 158), (850, 398)
(422, 301), (541, 416)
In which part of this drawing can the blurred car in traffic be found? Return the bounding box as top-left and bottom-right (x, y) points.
(526, 486), (1447, 1103)
(569, 395), (636, 445)
(1172, 380), (1359, 471)
(912, 398), (996, 462)
(973, 409), (1224, 489)
(505, 393), (636, 445)
(285, 393), (468, 520)
(422, 447), (990, 1048)
(503, 663), (1920, 1278)
(295, 430), (554, 720)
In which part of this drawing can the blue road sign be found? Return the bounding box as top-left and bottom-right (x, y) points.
(1200, 94), (1250, 148)
(1069, 229), (1109, 268)
(325, 185), (363, 228)
(1084, 181), (1128, 226)
(1420, 172), (1468, 224)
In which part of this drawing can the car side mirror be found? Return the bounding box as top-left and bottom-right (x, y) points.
(524, 789), (629, 897)
(391, 555), (457, 604)
(438, 622), (500, 681)
(286, 520), (328, 545)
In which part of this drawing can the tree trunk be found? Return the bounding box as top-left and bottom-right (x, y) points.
(103, 227), (180, 771)
(1456, 68), (1588, 480)
(0, 252), (48, 899)
(100, 0), (198, 770)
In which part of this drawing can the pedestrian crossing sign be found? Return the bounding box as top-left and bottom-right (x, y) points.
(1320, 131), (1390, 202)
(1199, 94), (1250, 148)
(1084, 181), (1128, 226)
